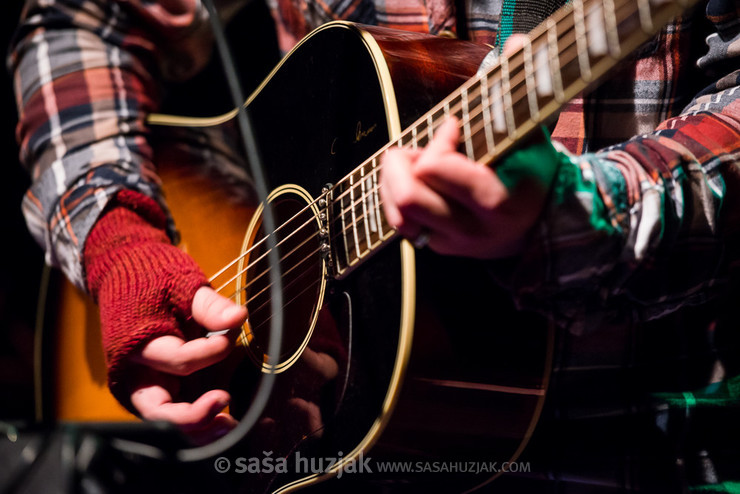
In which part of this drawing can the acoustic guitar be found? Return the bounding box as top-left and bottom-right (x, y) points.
(39, 0), (699, 491)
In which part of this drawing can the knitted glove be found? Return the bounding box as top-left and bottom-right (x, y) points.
(84, 189), (209, 413)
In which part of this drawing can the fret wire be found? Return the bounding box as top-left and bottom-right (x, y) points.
(546, 17), (565, 102)
(396, 130), (407, 147)
(221, 0), (677, 289)
(427, 113), (435, 139)
(499, 55), (517, 137)
(337, 183), (351, 269)
(479, 74), (496, 153)
(332, 3), (600, 189)
(330, 188), (393, 273)
(604, 0), (622, 57)
(451, 0), (638, 154)
(334, 53), (567, 209)
(586, 1), (609, 57)
(434, 109), (448, 137)
(332, 170), (462, 271)
(461, 87), (475, 159)
(348, 173), (362, 259)
(329, 0), (672, 215)
(330, 183), (392, 252)
(490, 72), (507, 133)
(359, 165), (375, 245)
(522, 36), (540, 121)
(328, 0), (657, 268)
(469, 83), (488, 159)
(370, 157), (385, 237)
(398, 130), (409, 147)
(411, 125), (418, 149)
(410, 0), (643, 151)
(312, 0), (692, 280)
(331, 166), (399, 244)
(637, 0), (654, 32)
(574, 0), (593, 81)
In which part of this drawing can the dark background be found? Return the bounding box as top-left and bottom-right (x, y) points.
(1, 1), (42, 422)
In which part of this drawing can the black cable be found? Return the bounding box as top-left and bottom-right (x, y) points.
(175, 0), (285, 462)
(108, 0), (285, 464)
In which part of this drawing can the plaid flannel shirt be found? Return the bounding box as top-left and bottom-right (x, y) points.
(11, 0), (740, 329)
(10, 0), (740, 489)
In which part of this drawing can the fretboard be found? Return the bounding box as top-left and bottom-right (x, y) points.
(328, 0), (699, 278)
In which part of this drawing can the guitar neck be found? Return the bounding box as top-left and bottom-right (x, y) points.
(327, 0), (698, 278)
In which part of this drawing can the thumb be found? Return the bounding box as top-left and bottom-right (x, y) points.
(191, 286), (248, 331)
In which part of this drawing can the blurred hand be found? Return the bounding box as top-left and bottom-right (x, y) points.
(379, 34), (554, 259)
(380, 118), (552, 259)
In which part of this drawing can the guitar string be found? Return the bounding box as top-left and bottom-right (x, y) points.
(213, 0), (655, 304)
(273, 0), (632, 215)
(221, 229), (324, 302)
(242, 278), (323, 339)
(324, 0), (642, 199)
(310, 0), (643, 226)
(212, 209), (323, 294)
(208, 199), (327, 287)
(220, 0), (679, 332)
(214, 0), (650, 307)
(210, 0), (582, 289)
(211, 4), (584, 293)
(236, 263), (322, 332)
(218, 39), (644, 309)
(213, 13), (602, 300)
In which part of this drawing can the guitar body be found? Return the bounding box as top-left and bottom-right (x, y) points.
(43, 22), (552, 492)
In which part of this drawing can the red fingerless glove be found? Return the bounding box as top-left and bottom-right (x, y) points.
(84, 189), (209, 412)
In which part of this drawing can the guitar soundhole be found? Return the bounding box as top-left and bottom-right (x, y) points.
(238, 186), (326, 373)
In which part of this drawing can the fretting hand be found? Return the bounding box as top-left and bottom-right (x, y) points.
(380, 117), (555, 259)
(379, 34), (561, 260)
